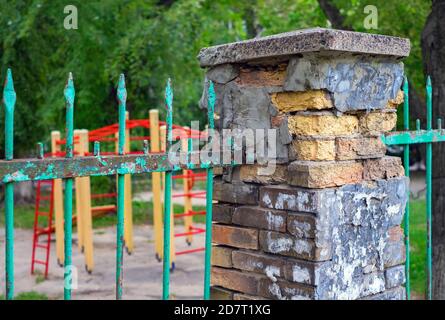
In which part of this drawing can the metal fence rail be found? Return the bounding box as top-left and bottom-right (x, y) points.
(1, 69), (223, 300)
(382, 76), (438, 300)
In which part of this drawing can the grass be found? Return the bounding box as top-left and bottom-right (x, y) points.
(406, 199), (427, 298)
(0, 291), (48, 300)
(0, 201), (206, 230)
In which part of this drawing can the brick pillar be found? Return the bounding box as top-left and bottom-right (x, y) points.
(198, 28), (410, 300)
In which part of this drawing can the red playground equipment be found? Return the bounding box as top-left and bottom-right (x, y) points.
(30, 109), (209, 277)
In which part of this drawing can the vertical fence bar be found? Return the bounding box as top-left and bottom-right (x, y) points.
(63, 73), (75, 300)
(426, 76), (433, 300)
(162, 79), (173, 300)
(3, 68), (16, 300)
(402, 77), (411, 300)
(203, 81), (215, 299)
(116, 74), (127, 300)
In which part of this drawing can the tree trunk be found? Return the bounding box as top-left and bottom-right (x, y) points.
(317, 0), (353, 30)
(421, 0), (445, 300)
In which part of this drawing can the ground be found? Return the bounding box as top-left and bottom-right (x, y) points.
(0, 224), (206, 300)
(0, 173), (429, 300)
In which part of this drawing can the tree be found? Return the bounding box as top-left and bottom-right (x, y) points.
(421, 0), (445, 300)
(317, 0), (428, 127)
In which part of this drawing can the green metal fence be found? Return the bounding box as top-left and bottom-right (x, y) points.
(1, 68), (441, 301)
(382, 76), (439, 300)
(0, 69), (224, 300)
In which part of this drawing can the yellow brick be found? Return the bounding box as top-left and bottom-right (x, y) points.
(387, 90), (404, 109)
(271, 90), (333, 112)
(292, 139), (335, 161)
(288, 161), (363, 188)
(359, 112), (397, 134)
(288, 114), (359, 136)
(239, 164), (287, 184)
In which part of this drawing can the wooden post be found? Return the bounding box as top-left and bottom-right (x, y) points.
(79, 129), (94, 272)
(160, 125), (175, 267)
(181, 128), (193, 245)
(74, 129), (84, 252)
(149, 110), (163, 260)
(51, 131), (64, 266)
(124, 112), (134, 254)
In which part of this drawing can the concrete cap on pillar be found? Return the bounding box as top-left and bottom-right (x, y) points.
(198, 27), (411, 67)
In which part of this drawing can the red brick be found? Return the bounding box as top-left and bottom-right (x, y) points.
(232, 206), (287, 232)
(212, 246), (234, 268)
(257, 278), (315, 300)
(213, 224), (258, 249)
(211, 267), (260, 295)
(213, 203), (235, 224)
(363, 156), (404, 180)
(210, 286), (234, 300)
(287, 213), (316, 238)
(259, 230), (330, 261)
(232, 250), (285, 279)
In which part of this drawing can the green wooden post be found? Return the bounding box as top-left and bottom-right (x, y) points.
(203, 81), (215, 300)
(116, 74), (127, 300)
(3, 68), (16, 300)
(426, 76), (433, 300)
(63, 73), (75, 300)
(162, 78), (173, 300)
(402, 77), (410, 300)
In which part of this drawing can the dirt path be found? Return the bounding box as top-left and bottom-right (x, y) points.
(0, 224), (205, 300)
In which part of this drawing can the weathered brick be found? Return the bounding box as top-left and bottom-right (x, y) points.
(260, 184), (335, 213)
(336, 136), (386, 160)
(210, 286), (234, 300)
(363, 156), (404, 180)
(283, 259), (322, 285)
(385, 265), (405, 289)
(211, 267), (260, 295)
(236, 65), (286, 87)
(232, 206), (287, 232)
(270, 90), (333, 112)
(361, 286), (405, 300)
(271, 114), (286, 128)
(238, 164), (287, 184)
(291, 139), (335, 161)
(388, 226), (404, 242)
(213, 166), (224, 176)
(212, 246), (234, 268)
(213, 203), (235, 224)
(233, 293), (267, 300)
(259, 230), (330, 261)
(213, 178), (259, 205)
(386, 90), (404, 109)
(287, 213), (316, 238)
(383, 238), (406, 268)
(213, 224), (258, 249)
(257, 278), (315, 300)
(232, 250), (285, 279)
(287, 160), (363, 188)
(288, 114), (359, 136)
(359, 111), (397, 134)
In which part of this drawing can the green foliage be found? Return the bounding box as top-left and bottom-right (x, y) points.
(407, 199), (427, 298)
(0, 0), (430, 156)
(330, 0), (430, 92)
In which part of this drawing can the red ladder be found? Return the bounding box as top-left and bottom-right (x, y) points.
(31, 180), (54, 278)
